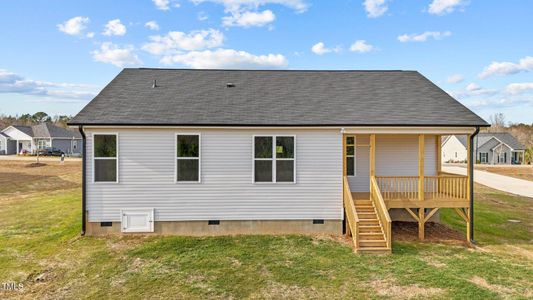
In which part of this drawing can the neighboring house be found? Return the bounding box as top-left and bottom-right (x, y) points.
(442, 133), (526, 165)
(69, 68), (489, 253)
(0, 123), (83, 155)
(441, 135), (468, 163)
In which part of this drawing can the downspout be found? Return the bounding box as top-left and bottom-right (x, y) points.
(78, 126), (87, 236)
(469, 126), (480, 244)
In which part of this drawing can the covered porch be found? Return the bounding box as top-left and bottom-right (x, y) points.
(342, 127), (476, 254)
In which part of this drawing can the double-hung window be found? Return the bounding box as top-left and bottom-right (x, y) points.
(345, 136), (356, 176)
(479, 152), (488, 163)
(254, 136), (295, 183)
(176, 134), (200, 182)
(93, 134), (118, 183)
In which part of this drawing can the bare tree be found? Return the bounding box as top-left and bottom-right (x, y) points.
(489, 113), (506, 132)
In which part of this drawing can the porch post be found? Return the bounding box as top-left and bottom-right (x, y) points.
(418, 134), (425, 240)
(370, 134), (376, 179)
(436, 135), (441, 175)
(466, 134), (472, 243)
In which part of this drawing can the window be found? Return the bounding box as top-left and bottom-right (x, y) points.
(93, 134), (118, 183)
(73, 140), (78, 150)
(345, 136), (356, 176)
(176, 134), (200, 182)
(480, 152), (488, 163)
(254, 136), (295, 183)
(37, 139), (49, 150)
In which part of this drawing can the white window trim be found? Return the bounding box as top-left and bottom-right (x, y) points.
(175, 133), (201, 183)
(345, 135), (356, 177)
(252, 135), (296, 184)
(480, 152), (488, 163)
(92, 132), (119, 184)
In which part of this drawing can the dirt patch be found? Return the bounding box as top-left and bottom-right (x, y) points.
(393, 222), (468, 246)
(469, 276), (514, 297)
(475, 165), (533, 182)
(25, 162), (47, 168)
(0, 160), (81, 198)
(369, 278), (444, 299)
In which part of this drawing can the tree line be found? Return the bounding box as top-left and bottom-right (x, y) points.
(0, 112), (72, 129)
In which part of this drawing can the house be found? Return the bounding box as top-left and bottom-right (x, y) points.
(441, 135), (468, 163)
(442, 133), (526, 165)
(69, 68), (489, 253)
(0, 123), (83, 155)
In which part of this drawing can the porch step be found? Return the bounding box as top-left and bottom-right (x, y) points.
(359, 219), (380, 226)
(359, 239), (387, 247)
(354, 200), (372, 205)
(357, 247), (391, 254)
(359, 225), (383, 233)
(357, 212), (378, 219)
(359, 232), (385, 240)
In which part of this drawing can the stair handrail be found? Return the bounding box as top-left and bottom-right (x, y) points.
(343, 176), (360, 251)
(370, 176), (392, 250)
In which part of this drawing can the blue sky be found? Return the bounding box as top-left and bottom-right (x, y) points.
(1, 0), (532, 123)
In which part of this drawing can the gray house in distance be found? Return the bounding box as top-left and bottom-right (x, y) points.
(0, 123), (83, 155)
(442, 133), (526, 165)
(69, 68), (489, 254)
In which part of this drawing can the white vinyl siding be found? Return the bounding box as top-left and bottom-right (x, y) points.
(348, 135), (437, 192)
(85, 128), (342, 222)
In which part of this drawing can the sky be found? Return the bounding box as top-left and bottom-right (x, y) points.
(1, 0), (532, 124)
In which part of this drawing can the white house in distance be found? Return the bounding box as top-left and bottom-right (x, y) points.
(442, 133), (526, 165)
(68, 68), (490, 254)
(0, 123), (83, 155)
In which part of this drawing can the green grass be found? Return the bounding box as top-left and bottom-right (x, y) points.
(1, 186), (532, 299)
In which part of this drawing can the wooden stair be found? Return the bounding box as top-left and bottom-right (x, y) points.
(354, 199), (390, 254)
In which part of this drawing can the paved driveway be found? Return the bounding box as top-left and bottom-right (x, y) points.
(443, 166), (533, 198)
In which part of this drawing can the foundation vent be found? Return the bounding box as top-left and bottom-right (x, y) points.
(208, 220), (220, 225)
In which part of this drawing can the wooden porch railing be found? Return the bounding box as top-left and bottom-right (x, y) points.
(370, 176), (392, 250)
(375, 175), (468, 201)
(343, 176), (359, 250)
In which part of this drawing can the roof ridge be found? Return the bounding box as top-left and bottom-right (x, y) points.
(132, 68), (414, 73)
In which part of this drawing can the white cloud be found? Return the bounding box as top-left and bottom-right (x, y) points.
(349, 40), (374, 53)
(468, 97), (533, 109)
(311, 42), (341, 55)
(0, 69), (97, 101)
(363, 0), (389, 18)
(142, 29), (224, 55)
(160, 48), (288, 69)
(446, 74), (464, 84)
(191, 0), (306, 27)
(190, 0), (308, 13)
(222, 10), (275, 27)
(505, 82), (533, 95)
(428, 0), (468, 15)
(398, 31), (451, 42)
(451, 83), (498, 99)
(102, 19), (127, 36)
(86, 32), (95, 38)
(92, 42), (142, 67)
(478, 56), (533, 79)
(153, 0), (170, 10)
(57, 16), (90, 36)
(198, 11), (209, 21)
(145, 21), (160, 31)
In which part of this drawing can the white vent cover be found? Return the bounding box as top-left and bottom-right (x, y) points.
(121, 209), (154, 233)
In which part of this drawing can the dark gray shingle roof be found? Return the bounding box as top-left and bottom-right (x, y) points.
(12, 125), (34, 137)
(70, 68), (489, 127)
(477, 133), (525, 150)
(6, 124), (81, 138)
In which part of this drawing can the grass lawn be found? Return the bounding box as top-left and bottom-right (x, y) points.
(0, 160), (532, 299)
